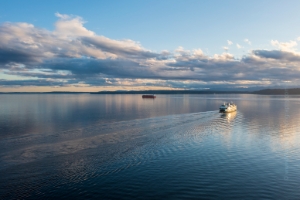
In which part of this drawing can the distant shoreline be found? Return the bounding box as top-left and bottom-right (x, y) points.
(90, 90), (250, 95)
(90, 88), (300, 95)
(1, 88), (300, 95)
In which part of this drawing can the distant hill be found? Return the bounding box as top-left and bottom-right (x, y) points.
(253, 88), (300, 95)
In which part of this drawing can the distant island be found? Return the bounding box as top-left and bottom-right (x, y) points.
(252, 88), (300, 95)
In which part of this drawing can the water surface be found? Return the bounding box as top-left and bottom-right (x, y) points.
(1, 94), (300, 199)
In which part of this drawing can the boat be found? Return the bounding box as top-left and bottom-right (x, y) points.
(142, 94), (156, 98)
(219, 102), (237, 113)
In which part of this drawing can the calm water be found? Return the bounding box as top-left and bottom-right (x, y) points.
(1, 94), (300, 199)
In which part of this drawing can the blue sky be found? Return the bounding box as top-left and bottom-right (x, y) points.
(1, 0), (300, 91)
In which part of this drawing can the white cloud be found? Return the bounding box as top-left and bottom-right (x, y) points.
(271, 40), (297, 52)
(193, 49), (203, 57)
(223, 46), (229, 51)
(0, 13), (158, 61)
(54, 13), (94, 38)
(236, 44), (242, 49)
(213, 52), (234, 60)
(244, 39), (251, 45)
(227, 40), (233, 45)
(55, 12), (70, 20)
(175, 46), (186, 53)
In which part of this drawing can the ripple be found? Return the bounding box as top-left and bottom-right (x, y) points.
(2, 105), (300, 199)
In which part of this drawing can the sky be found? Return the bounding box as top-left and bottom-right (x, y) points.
(1, 0), (300, 92)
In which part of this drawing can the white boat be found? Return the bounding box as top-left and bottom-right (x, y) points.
(219, 102), (237, 113)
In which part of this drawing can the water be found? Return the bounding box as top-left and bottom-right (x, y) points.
(1, 94), (300, 199)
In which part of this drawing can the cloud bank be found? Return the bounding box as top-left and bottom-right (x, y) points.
(1, 13), (300, 91)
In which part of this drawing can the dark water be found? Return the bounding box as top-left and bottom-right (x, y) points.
(1, 94), (300, 199)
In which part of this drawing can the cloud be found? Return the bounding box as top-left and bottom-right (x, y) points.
(244, 38), (251, 45)
(81, 36), (159, 59)
(0, 13), (157, 66)
(236, 44), (242, 49)
(253, 50), (300, 62)
(0, 79), (66, 87)
(227, 40), (233, 45)
(223, 46), (229, 51)
(54, 12), (94, 38)
(1, 14), (300, 90)
(271, 40), (297, 52)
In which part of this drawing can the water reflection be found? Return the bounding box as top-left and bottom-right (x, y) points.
(220, 111), (237, 123)
(1, 94), (300, 199)
(0, 94), (222, 139)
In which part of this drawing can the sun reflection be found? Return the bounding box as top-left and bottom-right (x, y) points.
(220, 111), (237, 123)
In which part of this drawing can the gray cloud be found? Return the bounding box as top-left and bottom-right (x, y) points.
(41, 58), (160, 79)
(0, 47), (40, 67)
(80, 37), (159, 59)
(0, 79), (65, 87)
(253, 50), (300, 62)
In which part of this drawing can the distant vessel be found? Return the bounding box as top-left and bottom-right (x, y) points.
(219, 102), (237, 113)
(142, 94), (156, 98)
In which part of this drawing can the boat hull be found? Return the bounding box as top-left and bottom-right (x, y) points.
(142, 95), (156, 98)
(219, 108), (236, 113)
